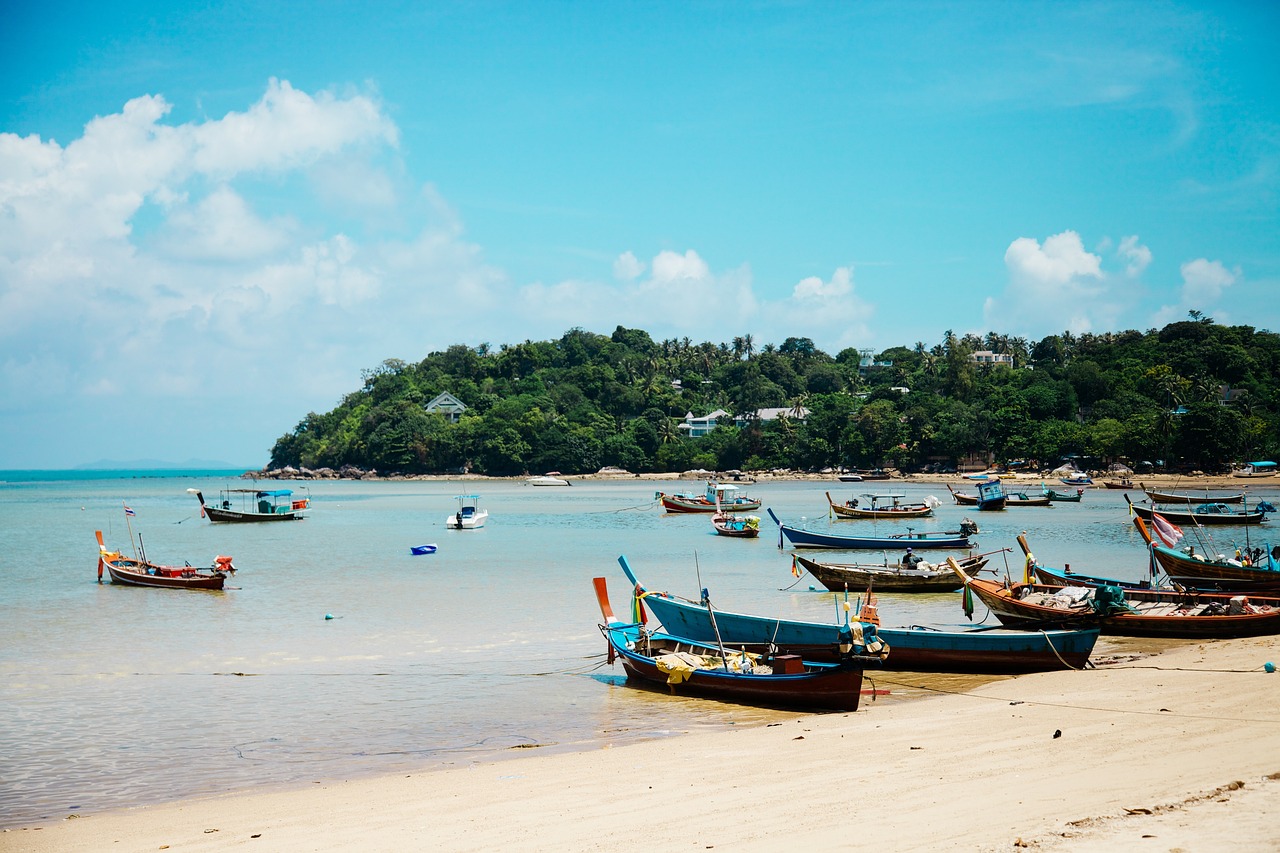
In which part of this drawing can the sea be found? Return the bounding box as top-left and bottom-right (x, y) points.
(3, 471), (1275, 827)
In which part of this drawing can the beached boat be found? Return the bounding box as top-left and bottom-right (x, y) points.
(445, 495), (488, 529)
(1041, 484), (1085, 502)
(1101, 477), (1136, 490)
(1142, 487), (1245, 504)
(1232, 461), (1277, 478)
(1131, 515), (1280, 592)
(618, 557), (1097, 673)
(825, 491), (937, 520)
(1125, 494), (1272, 526)
(189, 487), (309, 522)
(767, 508), (977, 550)
(947, 557), (1280, 638)
(946, 479), (1007, 510)
(96, 530), (233, 591)
(526, 474), (571, 486)
(594, 577), (874, 711)
(656, 481), (762, 513)
(793, 552), (990, 593)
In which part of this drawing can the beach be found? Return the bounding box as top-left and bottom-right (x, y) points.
(10, 634), (1279, 852)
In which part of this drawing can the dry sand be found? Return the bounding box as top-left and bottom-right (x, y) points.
(8, 635), (1279, 852)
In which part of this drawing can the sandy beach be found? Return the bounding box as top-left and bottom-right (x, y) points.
(10, 632), (1279, 852)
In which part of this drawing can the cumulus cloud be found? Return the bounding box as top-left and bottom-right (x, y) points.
(612, 250), (645, 281)
(1117, 235), (1152, 277)
(0, 80), (499, 466)
(1151, 258), (1240, 326)
(984, 230), (1130, 336)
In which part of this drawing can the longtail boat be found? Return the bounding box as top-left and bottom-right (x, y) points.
(618, 556), (1098, 672)
(1101, 477), (1135, 490)
(793, 552), (990, 593)
(1125, 494), (1272, 526)
(1131, 515), (1280, 592)
(656, 481), (762, 513)
(1142, 488), (1245, 504)
(96, 530), (233, 591)
(190, 487), (309, 522)
(1041, 484), (1085, 502)
(711, 512), (760, 538)
(767, 508), (977, 550)
(594, 576), (877, 711)
(825, 491), (936, 520)
(947, 556), (1280, 638)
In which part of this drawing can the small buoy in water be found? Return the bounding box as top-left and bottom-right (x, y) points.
(1266, 662), (1276, 673)
(808, 585), (816, 591)
(324, 613), (334, 621)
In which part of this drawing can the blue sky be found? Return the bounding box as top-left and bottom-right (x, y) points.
(2, 1), (1277, 468)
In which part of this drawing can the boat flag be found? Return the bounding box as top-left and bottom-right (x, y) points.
(1150, 512), (1184, 548)
(791, 554), (800, 577)
(123, 504), (136, 516)
(1023, 550), (1035, 585)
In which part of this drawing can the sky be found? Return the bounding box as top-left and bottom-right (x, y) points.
(1, 1), (1277, 469)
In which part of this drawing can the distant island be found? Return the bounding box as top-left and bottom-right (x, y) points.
(266, 317), (1279, 478)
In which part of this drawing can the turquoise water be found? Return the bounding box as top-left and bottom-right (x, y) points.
(2, 475), (1275, 826)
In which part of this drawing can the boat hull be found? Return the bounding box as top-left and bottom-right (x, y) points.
(102, 557), (226, 590)
(660, 494), (762, 513)
(622, 558), (1096, 672)
(605, 628), (866, 711)
(795, 554), (987, 592)
(1129, 502), (1266, 526)
(203, 506), (304, 523)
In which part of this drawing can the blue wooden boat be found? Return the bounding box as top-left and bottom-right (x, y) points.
(618, 557), (1099, 673)
(594, 577), (877, 711)
(410, 544), (438, 555)
(766, 508), (976, 550)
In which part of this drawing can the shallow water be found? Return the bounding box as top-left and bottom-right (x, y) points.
(2, 474), (1274, 826)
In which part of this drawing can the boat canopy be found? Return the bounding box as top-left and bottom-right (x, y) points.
(1246, 461), (1277, 469)
(219, 488), (294, 496)
(865, 493), (907, 500)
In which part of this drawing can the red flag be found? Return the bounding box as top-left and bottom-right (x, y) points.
(1150, 512), (1184, 548)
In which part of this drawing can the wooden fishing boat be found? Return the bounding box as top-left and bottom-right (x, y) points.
(1041, 484), (1085, 502)
(793, 553), (990, 593)
(190, 487), (309, 522)
(594, 577), (874, 711)
(96, 530), (233, 591)
(946, 480), (1007, 511)
(617, 557), (1098, 672)
(767, 508), (977, 550)
(825, 491), (936, 520)
(1125, 494), (1272, 526)
(947, 556), (1280, 638)
(1142, 488), (1245, 504)
(1003, 491), (1052, 507)
(446, 495), (488, 529)
(410, 544), (438, 555)
(656, 481), (762, 513)
(711, 512), (760, 538)
(1132, 515), (1280, 592)
(1101, 477), (1135, 490)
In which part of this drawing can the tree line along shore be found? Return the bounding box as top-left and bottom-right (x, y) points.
(265, 318), (1279, 480)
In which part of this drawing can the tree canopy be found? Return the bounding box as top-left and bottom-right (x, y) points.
(268, 319), (1280, 476)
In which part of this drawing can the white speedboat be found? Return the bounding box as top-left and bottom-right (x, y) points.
(445, 495), (488, 529)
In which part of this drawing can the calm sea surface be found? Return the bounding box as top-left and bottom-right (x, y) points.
(3, 472), (1275, 826)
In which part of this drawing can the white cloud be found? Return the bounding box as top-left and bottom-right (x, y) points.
(0, 80), (499, 467)
(651, 249), (710, 282)
(612, 251), (644, 281)
(985, 230), (1126, 336)
(1117, 235), (1152, 277)
(1152, 258), (1240, 326)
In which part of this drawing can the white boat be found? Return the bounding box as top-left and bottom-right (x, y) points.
(526, 474), (571, 486)
(1232, 461), (1277, 478)
(445, 495), (488, 529)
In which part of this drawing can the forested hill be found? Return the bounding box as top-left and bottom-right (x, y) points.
(268, 319), (1280, 477)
